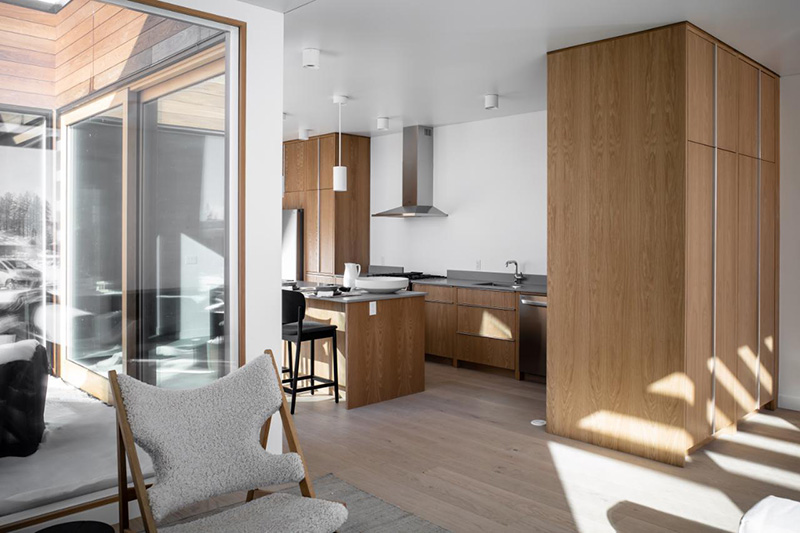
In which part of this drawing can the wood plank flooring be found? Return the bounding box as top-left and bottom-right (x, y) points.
(126, 361), (800, 532)
(292, 361), (800, 532)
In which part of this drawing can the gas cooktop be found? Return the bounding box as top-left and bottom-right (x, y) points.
(367, 271), (445, 281)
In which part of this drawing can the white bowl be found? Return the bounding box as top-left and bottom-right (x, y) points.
(355, 276), (409, 294)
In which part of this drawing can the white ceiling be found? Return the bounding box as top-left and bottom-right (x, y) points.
(243, 0), (800, 140)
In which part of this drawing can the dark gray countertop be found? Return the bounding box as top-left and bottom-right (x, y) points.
(287, 281), (427, 304)
(410, 270), (547, 295)
(305, 289), (427, 304)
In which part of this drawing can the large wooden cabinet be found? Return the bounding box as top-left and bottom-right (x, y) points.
(282, 133), (370, 280)
(547, 22), (779, 466)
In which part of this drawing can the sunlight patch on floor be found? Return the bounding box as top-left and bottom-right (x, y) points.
(548, 441), (741, 532)
(705, 450), (800, 491)
(717, 430), (800, 457)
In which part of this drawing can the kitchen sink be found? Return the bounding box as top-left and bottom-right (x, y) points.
(475, 282), (516, 288)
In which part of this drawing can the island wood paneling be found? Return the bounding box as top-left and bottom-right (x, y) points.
(715, 149), (739, 432)
(547, 24), (688, 466)
(344, 296), (425, 409)
(760, 160), (777, 406)
(738, 60), (759, 159)
(737, 154), (759, 418)
(717, 48), (739, 153)
(685, 141), (714, 445)
(687, 32), (714, 146)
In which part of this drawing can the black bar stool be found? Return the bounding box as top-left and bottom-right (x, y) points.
(281, 290), (340, 414)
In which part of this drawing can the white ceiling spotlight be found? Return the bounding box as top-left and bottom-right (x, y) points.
(377, 117), (389, 131)
(302, 48), (320, 69)
(299, 128), (310, 140)
(332, 95), (349, 192)
(484, 94), (499, 110)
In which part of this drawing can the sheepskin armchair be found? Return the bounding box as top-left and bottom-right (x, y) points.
(111, 352), (347, 533)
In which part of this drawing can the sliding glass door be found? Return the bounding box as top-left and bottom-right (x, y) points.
(59, 51), (232, 399)
(137, 65), (228, 388)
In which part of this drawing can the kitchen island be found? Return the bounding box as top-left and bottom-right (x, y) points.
(284, 286), (426, 409)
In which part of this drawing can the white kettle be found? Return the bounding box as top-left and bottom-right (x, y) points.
(343, 263), (361, 288)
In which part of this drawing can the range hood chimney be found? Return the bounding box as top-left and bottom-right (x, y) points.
(372, 125), (448, 217)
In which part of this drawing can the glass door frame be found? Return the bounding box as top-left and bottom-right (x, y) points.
(58, 89), (130, 403)
(57, 45), (231, 401)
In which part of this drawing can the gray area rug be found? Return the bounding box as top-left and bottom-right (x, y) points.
(281, 474), (450, 533)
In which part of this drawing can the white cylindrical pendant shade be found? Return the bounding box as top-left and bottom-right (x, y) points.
(484, 93), (499, 110)
(333, 166), (348, 192)
(377, 117), (389, 131)
(302, 48), (320, 69)
(299, 128), (309, 140)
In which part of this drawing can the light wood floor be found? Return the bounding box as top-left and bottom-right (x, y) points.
(125, 361), (800, 532)
(290, 361), (800, 533)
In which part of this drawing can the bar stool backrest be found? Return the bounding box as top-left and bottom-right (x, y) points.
(282, 290), (306, 325)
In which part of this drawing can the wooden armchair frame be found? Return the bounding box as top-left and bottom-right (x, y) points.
(109, 349), (316, 533)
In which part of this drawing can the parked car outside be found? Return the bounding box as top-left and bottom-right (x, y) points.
(0, 259), (42, 289)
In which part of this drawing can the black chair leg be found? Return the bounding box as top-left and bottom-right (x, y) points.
(310, 341), (315, 395)
(287, 341), (293, 377)
(291, 340), (301, 414)
(332, 332), (340, 403)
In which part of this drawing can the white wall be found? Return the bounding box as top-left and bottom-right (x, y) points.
(780, 74), (800, 411)
(370, 111), (547, 275)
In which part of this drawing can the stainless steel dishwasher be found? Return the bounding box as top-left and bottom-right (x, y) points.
(518, 294), (547, 378)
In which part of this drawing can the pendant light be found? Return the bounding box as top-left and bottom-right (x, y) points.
(332, 95), (348, 192)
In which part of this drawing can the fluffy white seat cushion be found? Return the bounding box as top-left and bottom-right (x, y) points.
(116, 355), (305, 523)
(160, 493), (348, 533)
(739, 495), (800, 532)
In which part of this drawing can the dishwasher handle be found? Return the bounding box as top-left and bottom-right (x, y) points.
(520, 298), (547, 308)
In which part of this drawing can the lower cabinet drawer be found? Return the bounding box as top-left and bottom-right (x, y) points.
(457, 306), (515, 340)
(456, 334), (515, 370)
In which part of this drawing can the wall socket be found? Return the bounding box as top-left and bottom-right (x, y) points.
(475, 259), (481, 270)
(369, 301), (377, 316)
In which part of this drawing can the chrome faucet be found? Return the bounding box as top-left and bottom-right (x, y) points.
(506, 260), (524, 285)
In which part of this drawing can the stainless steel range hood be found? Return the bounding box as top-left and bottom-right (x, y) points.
(373, 125), (448, 218)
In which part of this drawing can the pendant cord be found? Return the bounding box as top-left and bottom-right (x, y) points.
(338, 102), (342, 165)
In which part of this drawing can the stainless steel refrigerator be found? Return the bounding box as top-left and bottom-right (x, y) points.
(282, 209), (304, 281)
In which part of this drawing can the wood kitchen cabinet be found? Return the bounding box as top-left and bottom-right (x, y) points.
(412, 283), (457, 363)
(738, 60), (759, 159)
(687, 31), (714, 146)
(761, 73), (777, 162)
(414, 283), (522, 373)
(548, 22), (780, 466)
(717, 48), (739, 153)
(283, 133), (370, 280)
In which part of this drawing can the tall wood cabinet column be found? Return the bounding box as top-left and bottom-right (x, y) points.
(282, 133), (370, 282)
(547, 22), (780, 466)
